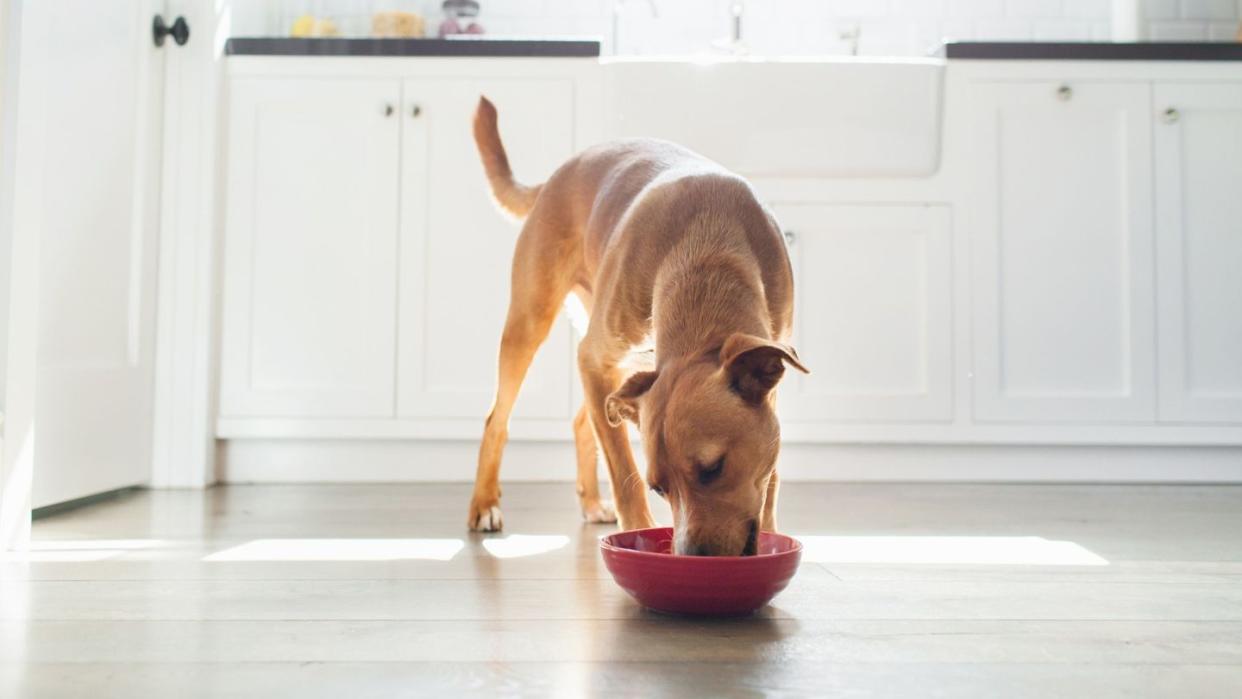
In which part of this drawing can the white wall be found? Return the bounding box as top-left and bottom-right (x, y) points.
(0, 0), (16, 402)
(0, 0), (35, 550)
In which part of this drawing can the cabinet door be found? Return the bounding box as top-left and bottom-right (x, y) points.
(970, 81), (1155, 423)
(774, 205), (953, 423)
(220, 78), (401, 418)
(397, 79), (576, 421)
(1155, 83), (1242, 423)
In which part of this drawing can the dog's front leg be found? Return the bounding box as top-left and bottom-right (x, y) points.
(578, 351), (655, 531)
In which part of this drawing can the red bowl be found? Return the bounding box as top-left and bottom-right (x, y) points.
(600, 527), (802, 616)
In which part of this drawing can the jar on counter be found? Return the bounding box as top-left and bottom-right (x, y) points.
(439, 0), (484, 37)
(278, 0), (428, 38)
(371, 0), (428, 38)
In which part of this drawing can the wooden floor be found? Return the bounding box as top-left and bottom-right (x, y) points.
(3, 482), (1242, 698)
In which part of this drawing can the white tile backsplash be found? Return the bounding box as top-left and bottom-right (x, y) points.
(1179, 0), (1237, 20)
(1142, 0), (1241, 38)
(974, 17), (1036, 39)
(1004, 0), (1065, 18)
(234, 0), (1240, 55)
(1149, 18), (1213, 37)
(947, 0), (1006, 16)
(1209, 19), (1242, 36)
(1143, 0), (1182, 19)
(1063, 0), (1111, 19)
(1033, 18), (1093, 39)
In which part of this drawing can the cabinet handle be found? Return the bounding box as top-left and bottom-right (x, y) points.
(1162, 107), (1180, 125)
(383, 104), (395, 117)
(783, 230), (796, 246)
(410, 104), (423, 118)
(1056, 84), (1073, 102)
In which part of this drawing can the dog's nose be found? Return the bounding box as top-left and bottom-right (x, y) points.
(741, 520), (758, 556)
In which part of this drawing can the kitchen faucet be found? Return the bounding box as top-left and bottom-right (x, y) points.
(712, 0), (748, 55)
(839, 24), (861, 56)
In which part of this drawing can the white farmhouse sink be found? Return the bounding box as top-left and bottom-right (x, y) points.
(602, 58), (945, 178)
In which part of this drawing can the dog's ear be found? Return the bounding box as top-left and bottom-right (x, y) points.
(605, 371), (658, 426)
(720, 333), (809, 404)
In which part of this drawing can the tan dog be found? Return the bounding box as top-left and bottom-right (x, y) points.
(469, 97), (807, 556)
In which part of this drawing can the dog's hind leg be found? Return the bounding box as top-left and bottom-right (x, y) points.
(573, 403), (615, 523)
(565, 288), (614, 524)
(469, 219), (576, 532)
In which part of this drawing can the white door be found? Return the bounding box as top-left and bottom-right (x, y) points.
(219, 77), (401, 418)
(397, 79), (576, 423)
(969, 81), (1156, 424)
(29, 1), (167, 507)
(1154, 83), (1242, 424)
(774, 205), (953, 424)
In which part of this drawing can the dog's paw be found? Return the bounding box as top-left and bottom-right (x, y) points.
(469, 504), (504, 532)
(581, 499), (617, 524)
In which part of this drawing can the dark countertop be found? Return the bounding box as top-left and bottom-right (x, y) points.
(225, 37), (601, 58)
(944, 41), (1242, 61)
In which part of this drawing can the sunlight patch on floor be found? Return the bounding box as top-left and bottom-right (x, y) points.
(482, 535), (570, 559)
(794, 535), (1108, 566)
(201, 538), (465, 562)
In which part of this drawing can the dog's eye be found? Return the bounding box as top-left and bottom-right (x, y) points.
(649, 483), (666, 498)
(698, 457), (725, 486)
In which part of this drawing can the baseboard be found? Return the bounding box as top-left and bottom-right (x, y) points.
(31, 486), (144, 519)
(217, 440), (1242, 483)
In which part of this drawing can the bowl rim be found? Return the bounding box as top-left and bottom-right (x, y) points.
(599, 526), (803, 561)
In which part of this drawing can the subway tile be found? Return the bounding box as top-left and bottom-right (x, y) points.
(1147, 18), (1212, 37)
(1089, 20), (1114, 39)
(1207, 19), (1242, 36)
(1062, 0), (1111, 19)
(974, 16), (1036, 37)
(1032, 18), (1093, 38)
(824, 0), (894, 16)
(856, 20), (922, 54)
(1005, 0), (1063, 17)
(890, 0), (949, 17)
(947, 0), (1006, 16)
(476, 0), (549, 19)
(1144, 0), (1182, 19)
(1179, 0), (1237, 19)
(939, 17), (977, 39)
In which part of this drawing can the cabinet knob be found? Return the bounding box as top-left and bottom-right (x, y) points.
(152, 15), (190, 47)
(783, 230), (796, 246)
(410, 104), (423, 118)
(1162, 107), (1180, 125)
(1056, 85), (1073, 102)
(383, 104), (395, 117)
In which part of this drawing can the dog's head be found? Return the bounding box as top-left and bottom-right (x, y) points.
(605, 333), (808, 556)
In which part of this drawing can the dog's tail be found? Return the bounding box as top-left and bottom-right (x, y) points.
(473, 96), (542, 219)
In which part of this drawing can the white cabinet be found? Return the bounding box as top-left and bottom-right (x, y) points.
(397, 79), (576, 421)
(220, 78), (401, 417)
(220, 73), (578, 425)
(1154, 83), (1242, 423)
(215, 61), (1242, 453)
(774, 205), (953, 423)
(969, 81), (1156, 423)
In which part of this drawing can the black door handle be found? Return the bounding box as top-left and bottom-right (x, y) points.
(153, 15), (190, 47)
